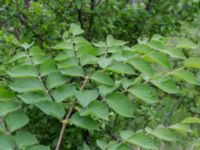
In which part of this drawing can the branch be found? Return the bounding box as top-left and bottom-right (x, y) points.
(145, 0), (152, 12)
(55, 75), (90, 150)
(87, 0), (96, 38)
(78, 6), (84, 28)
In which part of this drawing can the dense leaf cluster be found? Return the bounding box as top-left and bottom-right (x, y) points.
(0, 0), (200, 150)
(0, 23), (200, 149)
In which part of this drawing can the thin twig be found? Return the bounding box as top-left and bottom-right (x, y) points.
(88, 0), (96, 38)
(55, 76), (90, 150)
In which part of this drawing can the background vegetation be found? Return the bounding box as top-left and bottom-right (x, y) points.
(0, 0), (200, 150)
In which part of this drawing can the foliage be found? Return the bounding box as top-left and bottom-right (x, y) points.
(0, 0), (199, 44)
(0, 0), (200, 150)
(0, 23), (200, 150)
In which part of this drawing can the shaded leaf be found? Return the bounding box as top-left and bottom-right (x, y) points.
(148, 52), (171, 68)
(106, 61), (136, 75)
(15, 131), (38, 149)
(5, 112), (29, 132)
(25, 145), (50, 150)
(0, 87), (14, 102)
(53, 84), (76, 102)
(128, 84), (158, 104)
(61, 67), (84, 77)
(129, 58), (155, 80)
(182, 117), (200, 124)
(146, 127), (177, 141)
(151, 77), (180, 94)
(0, 134), (16, 150)
(127, 132), (157, 150)
(9, 78), (44, 93)
(106, 93), (135, 117)
(184, 57), (200, 69)
(91, 71), (114, 86)
(70, 112), (99, 130)
(46, 72), (67, 89)
(35, 101), (65, 120)
(80, 100), (109, 121)
(69, 23), (84, 36)
(7, 65), (38, 78)
(18, 92), (48, 104)
(39, 59), (57, 76)
(0, 102), (21, 116)
(171, 69), (198, 85)
(76, 90), (99, 107)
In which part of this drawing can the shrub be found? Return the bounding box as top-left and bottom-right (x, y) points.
(0, 24), (200, 150)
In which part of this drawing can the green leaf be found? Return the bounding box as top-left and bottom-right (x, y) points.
(53, 84), (76, 102)
(83, 143), (91, 150)
(9, 78), (44, 93)
(9, 52), (26, 63)
(121, 79), (136, 89)
(14, 131), (38, 149)
(184, 57), (200, 69)
(35, 101), (65, 120)
(70, 112), (99, 130)
(176, 38), (197, 49)
(21, 42), (33, 50)
(147, 52), (171, 68)
(129, 58), (155, 80)
(52, 42), (73, 50)
(80, 54), (97, 66)
(106, 141), (120, 150)
(145, 127), (177, 141)
(0, 87), (15, 102)
(0, 134), (16, 150)
(91, 71), (114, 86)
(7, 65), (38, 78)
(80, 100), (109, 121)
(164, 48), (186, 60)
(106, 93), (135, 118)
(169, 123), (192, 133)
(69, 23), (84, 36)
(120, 130), (135, 140)
(76, 90), (99, 107)
(148, 40), (166, 52)
(18, 92), (48, 104)
(93, 41), (107, 48)
(97, 57), (112, 68)
(0, 102), (21, 116)
(117, 144), (131, 150)
(46, 72), (67, 89)
(181, 117), (200, 124)
(106, 61), (136, 75)
(76, 39), (97, 56)
(151, 77), (180, 94)
(29, 46), (49, 65)
(57, 57), (78, 69)
(25, 145), (50, 150)
(129, 84), (158, 104)
(96, 140), (107, 150)
(126, 132), (157, 150)
(106, 34), (126, 47)
(61, 67), (84, 77)
(171, 70), (198, 85)
(5, 112), (29, 132)
(132, 43), (153, 54)
(39, 59), (57, 76)
(98, 83), (119, 97)
(54, 52), (69, 61)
